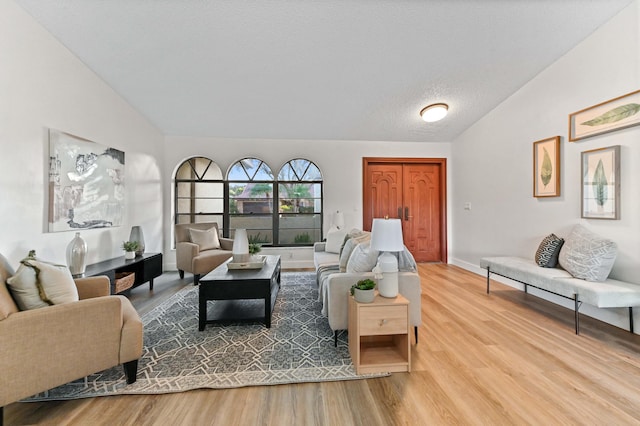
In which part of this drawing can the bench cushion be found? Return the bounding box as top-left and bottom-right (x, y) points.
(481, 256), (640, 308)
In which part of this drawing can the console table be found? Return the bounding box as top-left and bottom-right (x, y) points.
(84, 252), (163, 294)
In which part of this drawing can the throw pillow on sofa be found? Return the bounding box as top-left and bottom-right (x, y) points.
(6, 251), (79, 310)
(534, 233), (564, 268)
(189, 227), (221, 251)
(339, 233), (370, 272)
(325, 227), (347, 254)
(346, 241), (379, 273)
(558, 224), (617, 282)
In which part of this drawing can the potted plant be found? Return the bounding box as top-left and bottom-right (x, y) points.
(249, 243), (262, 261)
(122, 241), (140, 259)
(350, 278), (376, 303)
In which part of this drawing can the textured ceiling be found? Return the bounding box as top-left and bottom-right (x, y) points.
(14, 0), (634, 142)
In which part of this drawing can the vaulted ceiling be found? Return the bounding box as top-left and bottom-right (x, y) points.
(15, 0), (634, 142)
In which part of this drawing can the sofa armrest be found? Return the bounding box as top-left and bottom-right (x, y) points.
(75, 275), (110, 299)
(326, 272), (375, 331)
(220, 237), (234, 251)
(0, 296), (125, 406)
(176, 241), (200, 271)
(314, 242), (327, 252)
(325, 271), (422, 331)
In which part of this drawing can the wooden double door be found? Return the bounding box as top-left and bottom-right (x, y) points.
(363, 158), (447, 263)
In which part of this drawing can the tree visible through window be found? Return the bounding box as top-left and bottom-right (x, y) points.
(174, 157), (323, 246)
(278, 159), (323, 245)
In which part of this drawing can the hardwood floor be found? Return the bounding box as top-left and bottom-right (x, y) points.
(6, 264), (640, 425)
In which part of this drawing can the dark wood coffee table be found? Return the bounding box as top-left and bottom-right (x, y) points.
(198, 255), (281, 331)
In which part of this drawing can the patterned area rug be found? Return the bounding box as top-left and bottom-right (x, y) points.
(28, 272), (386, 401)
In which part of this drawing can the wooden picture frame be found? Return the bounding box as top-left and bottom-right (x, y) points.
(581, 145), (620, 220)
(533, 136), (561, 197)
(569, 89), (640, 142)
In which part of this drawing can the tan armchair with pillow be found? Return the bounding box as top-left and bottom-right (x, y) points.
(0, 253), (143, 424)
(175, 222), (234, 284)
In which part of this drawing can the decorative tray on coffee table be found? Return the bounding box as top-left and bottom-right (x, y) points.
(226, 255), (267, 270)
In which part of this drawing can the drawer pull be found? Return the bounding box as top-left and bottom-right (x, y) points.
(379, 319), (387, 326)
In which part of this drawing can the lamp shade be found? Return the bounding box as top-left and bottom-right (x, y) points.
(370, 218), (404, 252)
(333, 211), (345, 230)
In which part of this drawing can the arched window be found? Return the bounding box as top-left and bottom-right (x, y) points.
(227, 158), (274, 244)
(277, 159), (323, 245)
(174, 157), (224, 226)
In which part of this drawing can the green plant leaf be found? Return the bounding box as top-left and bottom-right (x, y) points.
(593, 159), (608, 207)
(540, 148), (552, 187)
(581, 103), (640, 126)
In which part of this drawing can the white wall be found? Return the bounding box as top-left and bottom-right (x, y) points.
(451, 1), (640, 331)
(163, 136), (452, 268)
(0, 0), (165, 268)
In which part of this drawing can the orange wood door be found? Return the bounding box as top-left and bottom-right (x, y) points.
(364, 164), (404, 223)
(402, 163), (442, 262)
(363, 158), (446, 263)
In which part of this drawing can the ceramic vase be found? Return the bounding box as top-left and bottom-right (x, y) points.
(129, 225), (145, 256)
(66, 232), (87, 277)
(232, 229), (250, 263)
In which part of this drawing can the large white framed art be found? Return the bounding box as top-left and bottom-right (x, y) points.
(581, 145), (620, 220)
(48, 129), (125, 232)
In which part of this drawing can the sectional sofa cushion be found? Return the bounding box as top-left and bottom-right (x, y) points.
(6, 253), (79, 310)
(535, 233), (564, 268)
(558, 224), (617, 282)
(189, 227), (221, 251)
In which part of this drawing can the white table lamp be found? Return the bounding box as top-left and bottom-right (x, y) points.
(333, 211), (345, 230)
(232, 229), (250, 263)
(370, 218), (404, 298)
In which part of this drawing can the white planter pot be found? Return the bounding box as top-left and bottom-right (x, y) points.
(125, 251), (136, 260)
(353, 288), (375, 303)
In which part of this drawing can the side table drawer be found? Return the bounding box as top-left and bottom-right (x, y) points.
(359, 305), (408, 335)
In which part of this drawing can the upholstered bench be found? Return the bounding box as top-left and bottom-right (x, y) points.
(480, 225), (640, 334)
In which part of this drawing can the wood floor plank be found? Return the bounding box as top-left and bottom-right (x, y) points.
(6, 264), (640, 425)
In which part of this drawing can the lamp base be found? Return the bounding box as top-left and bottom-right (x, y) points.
(376, 251), (399, 298)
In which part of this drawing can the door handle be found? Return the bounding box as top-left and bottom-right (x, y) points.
(405, 207), (413, 221)
(398, 207), (402, 220)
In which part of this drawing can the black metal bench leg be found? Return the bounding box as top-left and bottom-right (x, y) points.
(630, 307), (634, 333)
(486, 268), (490, 294)
(574, 295), (580, 335)
(414, 326), (418, 344)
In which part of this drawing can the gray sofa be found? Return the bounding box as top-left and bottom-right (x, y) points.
(314, 232), (422, 346)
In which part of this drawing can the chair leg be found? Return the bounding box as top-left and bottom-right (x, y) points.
(415, 326), (418, 344)
(124, 359), (138, 384)
(178, 270), (184, 279)
(334, 331), (338, 347)
(193, 274), (200, 286)
(1, 405), (4, 426)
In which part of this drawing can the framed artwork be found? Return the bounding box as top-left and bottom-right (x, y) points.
(533, 136), (561, 197)
(48, 129), (125, 232)
(581, 145), (620, 220)
(569, 89), (640, 141)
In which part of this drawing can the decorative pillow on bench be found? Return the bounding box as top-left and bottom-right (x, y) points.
(535, 233), (564, 268)
(558, 224), (617, 282)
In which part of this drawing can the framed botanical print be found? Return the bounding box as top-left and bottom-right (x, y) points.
(581, 145), (620, 219)
(533, 136), (560, 197)
(569, 89), (640, 142)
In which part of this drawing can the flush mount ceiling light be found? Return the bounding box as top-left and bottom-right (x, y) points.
(420, 103), (449, 122)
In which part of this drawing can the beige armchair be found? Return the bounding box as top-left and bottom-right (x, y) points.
(0, 254), (143, 423)
(175, 222), (234, 284)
